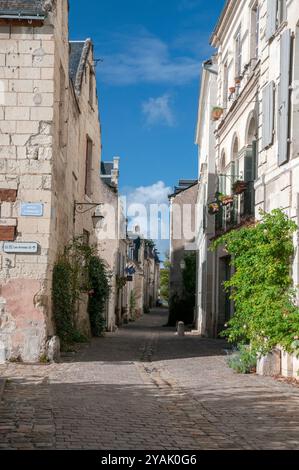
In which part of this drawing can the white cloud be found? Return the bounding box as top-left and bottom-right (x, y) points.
(142, 94), (175, 127)
(97, 30), (200, 86)
(122, 181), (172, 258)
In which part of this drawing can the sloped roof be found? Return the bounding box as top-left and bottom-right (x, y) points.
(69, 39), (92, 95)
(101, 162), (113, 176)
(168, 179), (198, 199)
(0, 0), (46, 17)
(100, 161), (114, 187)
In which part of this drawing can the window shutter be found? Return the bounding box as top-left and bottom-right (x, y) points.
(266, 0), (278, 41)
(262, 81), (274, 149)
(244, 148), (255, 215)
(278, 29), (291, 166)
(244, 148), (254, 183)
(252, 140), (258, 180)
(218, 174), (226, 194)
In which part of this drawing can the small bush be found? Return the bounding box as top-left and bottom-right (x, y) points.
(227, 344), (257, 374)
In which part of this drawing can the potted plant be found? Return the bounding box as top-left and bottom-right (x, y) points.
(208, 202), (220, 215)
(211, 106), (224, 121)
(232, 180), (248, 195)
(234, 76), (242, 85)
(229, 86), (236, 94)
(219, 194), (234, 206)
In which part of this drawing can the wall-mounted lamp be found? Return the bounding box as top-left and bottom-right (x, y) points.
(73, 202), (104, 228)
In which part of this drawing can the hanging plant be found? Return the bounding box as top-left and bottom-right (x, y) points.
(208, 202), (220, 215)
(232, 180), (248, 195)
(211, 106), (224, 121)
(234, 76), (242, 85)
(219, 194), (234, 206)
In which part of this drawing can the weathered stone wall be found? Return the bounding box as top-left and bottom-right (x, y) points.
(0, 7), (57, 361)
(0, 0), (103, 361)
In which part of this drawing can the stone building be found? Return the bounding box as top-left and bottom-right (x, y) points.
(0, 0), (104, 362)
(98, 157), (126, 331)
(195, 0), (299, 377)
(169, 180), (198, 304)
(194, 58), (217, 336)
(127, 228), (160, 318)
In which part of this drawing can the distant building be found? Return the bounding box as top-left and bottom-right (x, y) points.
(169, 180), (198, 303)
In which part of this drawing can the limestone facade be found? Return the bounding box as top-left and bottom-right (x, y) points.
(195, 0), (299, 377)
(0, 0), (104, 361)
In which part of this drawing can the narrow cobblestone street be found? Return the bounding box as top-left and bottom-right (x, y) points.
(1, 309), (299, 450)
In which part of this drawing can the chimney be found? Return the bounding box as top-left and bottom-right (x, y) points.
(111, 156), (120, 189)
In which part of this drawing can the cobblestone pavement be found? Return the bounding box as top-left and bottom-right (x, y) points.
(1, 309), (299, 450)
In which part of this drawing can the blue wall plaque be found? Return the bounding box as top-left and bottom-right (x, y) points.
(3, 242), (38, 254)
(20, 203), (44, 217)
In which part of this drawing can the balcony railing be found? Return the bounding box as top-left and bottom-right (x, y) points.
(214, 183), (255, 235)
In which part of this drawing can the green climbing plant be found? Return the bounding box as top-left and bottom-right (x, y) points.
(88, 256), (110, 337)
(52, 237), (110, 347)
(211, 209), (299, 356)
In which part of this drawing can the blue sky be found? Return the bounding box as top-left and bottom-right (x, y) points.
(69, 0), (224, 256)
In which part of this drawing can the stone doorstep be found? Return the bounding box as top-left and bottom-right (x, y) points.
(0, 378), (6, 402)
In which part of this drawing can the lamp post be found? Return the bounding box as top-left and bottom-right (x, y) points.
(73, 202), (104, 228)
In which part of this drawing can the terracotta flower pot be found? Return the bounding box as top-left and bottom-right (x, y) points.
(232, 181), (248, 195)
(229, 86), (236, 94)
(220, 195), (234, 206)
(208, 203), (220, 215)
(211, 107), (224, 121)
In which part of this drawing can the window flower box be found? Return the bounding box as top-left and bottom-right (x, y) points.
(208, 202), (220, 215)
(211, 106), (224, 121)
(219, 194), (234, 206)
(232, 180), (248, 195)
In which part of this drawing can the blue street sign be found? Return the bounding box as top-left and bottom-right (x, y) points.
(20, 203), (44, 217)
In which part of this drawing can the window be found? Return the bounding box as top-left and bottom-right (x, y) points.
(262, 81), (274, 149)
(85, 137), (93, 197)
(59, 64), (67, 151)
(223, 61), (228, 108)
(266, 0), (287, 41)
(277, 0), (287, 26)
(89, 65), (94, 108)
(251, 3), (260, 60)
(278, 29), (292, 166)
(235, 27), (242, 78)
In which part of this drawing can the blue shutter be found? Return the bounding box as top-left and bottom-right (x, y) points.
(262, 81), (274, 149)
(278, 29), (291, 166)
(266, 0), (278, 41)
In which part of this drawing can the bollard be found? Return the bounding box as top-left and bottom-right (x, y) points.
(0, 342), (6, 364)
(177, 321), (185, 337)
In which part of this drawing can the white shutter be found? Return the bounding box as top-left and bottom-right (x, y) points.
(266, 0), (278, 41)
(278, 29), (291, 166)
(262, 81), (274, 149)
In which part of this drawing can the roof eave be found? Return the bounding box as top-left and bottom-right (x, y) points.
(210, 0), (235, 47)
